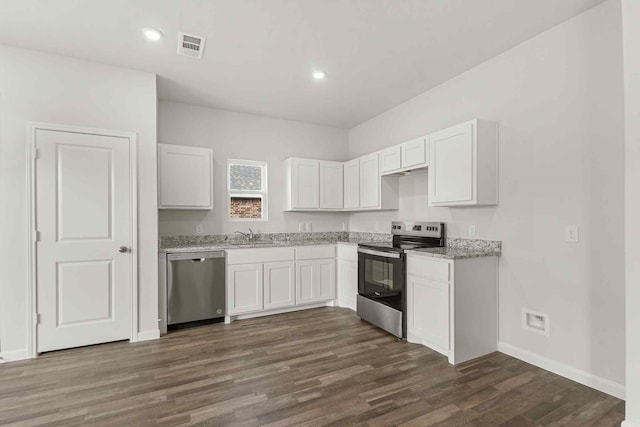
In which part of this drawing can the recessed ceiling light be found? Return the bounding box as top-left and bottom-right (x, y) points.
(312, 71), (326, 80)
(143, 27), (163, 41)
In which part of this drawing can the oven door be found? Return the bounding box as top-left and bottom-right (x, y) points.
(357, 248), (405, 311)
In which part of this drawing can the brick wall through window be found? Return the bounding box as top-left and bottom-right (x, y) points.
(230, 197), (262, 219)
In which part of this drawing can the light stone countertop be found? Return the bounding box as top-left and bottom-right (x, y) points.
(161, 239), (376, 253)
(160, 232), (501, 260)
(405, 247), (501, 260)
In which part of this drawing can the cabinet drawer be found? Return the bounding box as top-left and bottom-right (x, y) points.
(336, 244), (358, 262)
(226, 247), (295, 265)
(295, 245), (335, 260)
(407, 256), (450, 282)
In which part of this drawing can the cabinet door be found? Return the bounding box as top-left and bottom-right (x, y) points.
(401, 137), (428, 168)
(343, 159), (360, 209)
(291, 158), (319, 209)
(359, 153), (380, 208)
(296, 260), (317, 305)
(317, 259), (336, 301)
(337, 259), (358, 311)
(319, 161), (344, 209)
(406, 274), (450, 354)
(379, 146), (401, 174)
(227, 263), (263, 315)
(264, 261), (295, 310)
(159, 144), (213, 210)
(429, 122), (474, 204)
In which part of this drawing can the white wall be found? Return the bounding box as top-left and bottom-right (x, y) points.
(0, 45), (159, 357)
(158, 101), (350, 236)
(622, 0), (640, 423)
(349, 0), (626, 391)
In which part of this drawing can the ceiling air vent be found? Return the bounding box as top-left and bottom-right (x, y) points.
(178, 32), (206, 59)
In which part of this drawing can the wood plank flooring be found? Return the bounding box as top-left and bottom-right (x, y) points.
(0, 307), (625, 426)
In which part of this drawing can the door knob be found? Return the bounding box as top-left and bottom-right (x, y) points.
(118, 246), (129, 253)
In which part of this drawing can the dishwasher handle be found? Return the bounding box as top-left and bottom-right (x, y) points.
(167, 251), (225, 261)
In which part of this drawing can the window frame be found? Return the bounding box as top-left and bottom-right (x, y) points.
(227, 159), (268, 222)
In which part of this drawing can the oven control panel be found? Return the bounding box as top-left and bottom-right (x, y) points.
(391, 221), (445, 238)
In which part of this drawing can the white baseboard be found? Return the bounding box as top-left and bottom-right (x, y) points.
(232, 301), (334, 322)
(498, 342), (625, 400)
(135, 329), (160, 342)
(622, 420), (640, 427)
(0, 348), (30, 362)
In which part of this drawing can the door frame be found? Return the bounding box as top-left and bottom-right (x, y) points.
(25, 122), (139, 358)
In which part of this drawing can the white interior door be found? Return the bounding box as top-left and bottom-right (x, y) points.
(35, 129), (132, 353)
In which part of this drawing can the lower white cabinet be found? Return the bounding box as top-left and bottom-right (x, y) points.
(296, 258), (335, 305)
(226, 246), (337, 321)
(263, 261), (295, 310)
(337, 244), (358, 311)
(406, 275), (449, 353)
(406, 254), (498, 365)
(227, 263), (264, 315)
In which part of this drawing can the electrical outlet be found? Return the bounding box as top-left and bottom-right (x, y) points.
(565, 225), (579, 243)
(468, 225), (476, 237)
(196, 224), (204, 234)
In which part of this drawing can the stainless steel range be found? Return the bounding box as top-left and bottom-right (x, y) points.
(357, 221), (445, 338)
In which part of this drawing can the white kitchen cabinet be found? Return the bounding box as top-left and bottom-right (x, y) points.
(337, 244), (358, 311)
(227, 263), (263, 315)
(296, 258), (335, 305)
(406, 254), (498, 365)
(428, 119), (498, 207)
(343, 159), (360, 209)
(359, 153), (380, 208)
(263, 261), (296, 310)
(379, 146), (401, 174)
(406, 274), (450, 353)
(401, 136), (428, 169)
(379, 137), (429, 176)
(319, 161), (344, 209)
(225, 246), (337, 323)
(284, 158), (320, 210)
(158, 143), (213, 210)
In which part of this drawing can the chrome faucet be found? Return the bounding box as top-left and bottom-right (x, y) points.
(234, 228), (254, 240)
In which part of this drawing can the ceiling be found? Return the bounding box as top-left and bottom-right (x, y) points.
(0, 0), (606, 128)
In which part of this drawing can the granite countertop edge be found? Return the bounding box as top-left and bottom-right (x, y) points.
(162, 240), (501, 259)
(405, 248), (501, 260)
(161, 239), (369, 253)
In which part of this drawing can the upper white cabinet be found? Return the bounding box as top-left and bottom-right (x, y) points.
(319, 161), (344, 209)
(284, 158), (344, 210)
(380, 146), (401, 174)
(343, 154), (399, 211)
(343, 159), (360, 209)
(428, 119), (498, 207)
(401, 136), (429, 169)
(284, 158), (320, 210)
(158, 144), (213, 210)
(359, 153), (381, 208)
(380, 136), (429, 175)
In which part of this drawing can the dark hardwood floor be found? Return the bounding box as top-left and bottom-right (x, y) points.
(0, 307), (624, 426)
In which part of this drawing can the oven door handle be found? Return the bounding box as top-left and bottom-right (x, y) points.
(357, 248), (401, 259)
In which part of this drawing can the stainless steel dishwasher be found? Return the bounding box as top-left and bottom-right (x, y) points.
(167, 251), (225, 327)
